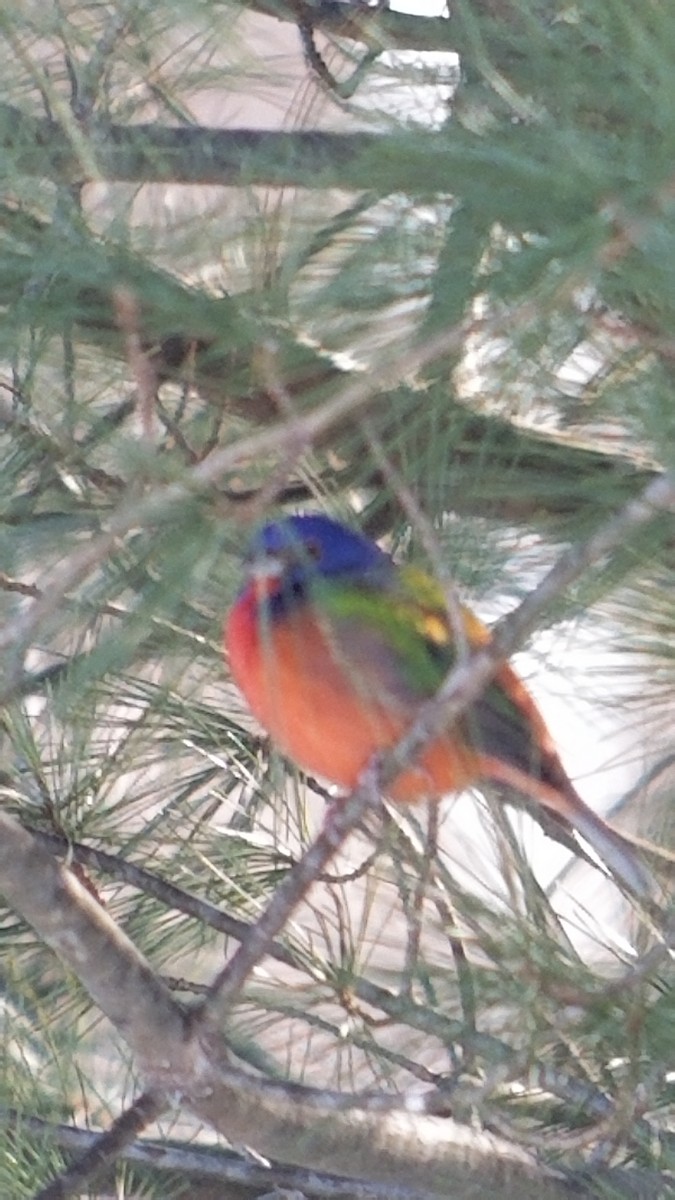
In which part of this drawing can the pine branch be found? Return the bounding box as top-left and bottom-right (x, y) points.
(32, 1091), (166, 1200)
(247, 0), (460, 54)
(0, 814), (575, 1199)
(8, 1110), (674, 1199)
(0, 104), (385, 189)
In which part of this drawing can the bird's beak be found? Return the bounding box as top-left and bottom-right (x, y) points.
(245, 554), (284, 600)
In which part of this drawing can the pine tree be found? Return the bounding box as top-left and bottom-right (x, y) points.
(0, 1), (674, 1196)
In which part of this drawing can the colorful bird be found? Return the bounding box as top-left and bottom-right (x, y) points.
(225, 513), (655, 898)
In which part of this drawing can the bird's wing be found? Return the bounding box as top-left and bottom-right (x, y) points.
(322, 565), (561, 787)
(318, 568), (658, 897)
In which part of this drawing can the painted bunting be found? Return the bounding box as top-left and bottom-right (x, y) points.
(225, 513), (654, 898)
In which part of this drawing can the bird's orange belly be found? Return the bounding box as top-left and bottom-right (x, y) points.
(227, 607), (480, 801)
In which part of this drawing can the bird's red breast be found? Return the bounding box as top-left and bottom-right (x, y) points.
(227, 580), (493, 800)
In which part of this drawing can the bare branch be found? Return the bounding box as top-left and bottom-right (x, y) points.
(0, 104), (386, 189)
(250, 0), (459, 53)
(33, 1091), (166, 1200)
(0, 816), (573, 1198)
(25, 826), (502, 1054)
(0, 814), (190, 1062)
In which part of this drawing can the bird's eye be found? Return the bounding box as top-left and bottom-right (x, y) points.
(303, 537), (322, 561)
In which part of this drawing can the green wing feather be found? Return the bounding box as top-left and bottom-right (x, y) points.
(317, 566), (456, 697)
(316, 565), (548, 781)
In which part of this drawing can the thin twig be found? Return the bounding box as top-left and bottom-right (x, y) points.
(378, 474), (675, 825)
(361, 417), (472, 660)
(200, 771), (386, 1019)
(26, 826), (479, 1049)
(113, 285), (159, 443)
(0, 819), (639, 1197)
(33, 1090), (167, 1200)
(0, 297), (547, 675)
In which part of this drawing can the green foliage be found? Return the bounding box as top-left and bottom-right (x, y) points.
(0, 0), (674, 1195)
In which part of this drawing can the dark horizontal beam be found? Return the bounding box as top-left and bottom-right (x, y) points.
(0, 103), (401, 189)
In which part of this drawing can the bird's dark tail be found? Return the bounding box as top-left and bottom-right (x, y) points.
(481, 754), (658, 900)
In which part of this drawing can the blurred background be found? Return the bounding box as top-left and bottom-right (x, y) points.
(1, 0), (675, 1195)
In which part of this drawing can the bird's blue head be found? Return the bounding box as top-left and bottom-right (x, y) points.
(243, 514), (392, 614)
